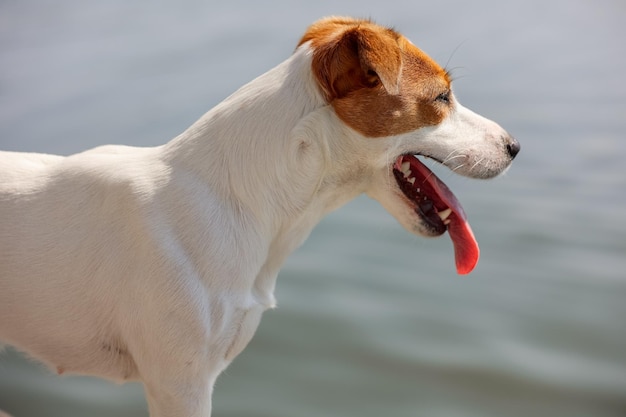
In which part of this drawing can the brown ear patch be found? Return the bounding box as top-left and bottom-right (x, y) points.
(299, 17), (452, 138)
(299, 17), (402, 101)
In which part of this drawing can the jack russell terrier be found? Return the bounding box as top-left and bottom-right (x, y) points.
(0, 17), (519, 417)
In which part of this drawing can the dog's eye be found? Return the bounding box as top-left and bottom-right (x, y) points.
(435, 91), (451, 104)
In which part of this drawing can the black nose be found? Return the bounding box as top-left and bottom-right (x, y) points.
(506, 137), (520, 159)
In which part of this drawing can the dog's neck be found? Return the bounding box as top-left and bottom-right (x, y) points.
(161, 45), (371, 287)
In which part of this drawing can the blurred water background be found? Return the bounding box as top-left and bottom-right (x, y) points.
(1, 1), (625, 416)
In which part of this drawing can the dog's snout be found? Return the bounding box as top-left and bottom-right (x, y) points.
(505, 136), (520, 159)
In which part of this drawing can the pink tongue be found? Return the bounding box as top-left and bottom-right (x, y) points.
(408, 157), (480, 275)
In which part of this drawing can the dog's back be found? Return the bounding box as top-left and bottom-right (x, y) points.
(0, 150), (63, 266)
(0, 151), (63, 183)
(0, 147), (165, 380)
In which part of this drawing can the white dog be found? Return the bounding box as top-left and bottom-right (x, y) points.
(0, 17), (519, 416)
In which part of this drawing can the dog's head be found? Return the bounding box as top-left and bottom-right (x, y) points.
(298, 17), (519, 274)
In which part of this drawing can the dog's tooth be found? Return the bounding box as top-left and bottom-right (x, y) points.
(408, 177), (416, 185)
(443, 219), (451, 226)
(437, 208), (452, 221)
(401, 162), (411, 176)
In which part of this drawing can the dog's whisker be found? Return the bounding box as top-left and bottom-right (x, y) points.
(442, 149), (459, 162)
(451, 163), (466, 172)
(442, 154), (467, 164)
(470, 158), (484, 171)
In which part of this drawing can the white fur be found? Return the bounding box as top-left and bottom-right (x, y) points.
(0, 40), (514, 416)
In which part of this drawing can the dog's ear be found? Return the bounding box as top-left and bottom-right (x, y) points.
(307, 26), (402, 101)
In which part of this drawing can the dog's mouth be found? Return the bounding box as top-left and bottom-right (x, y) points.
(393, 154), (479, 274)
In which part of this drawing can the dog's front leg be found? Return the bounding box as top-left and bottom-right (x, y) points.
(136, 302), (266, 417)
(139, 344), (222, 417)
(144, 374), (216, 417)
(130, 308), (223, 417)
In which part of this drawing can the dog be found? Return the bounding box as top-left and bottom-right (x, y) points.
(0, 17), (519, 416)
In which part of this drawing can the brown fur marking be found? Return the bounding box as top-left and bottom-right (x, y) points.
(300, 17), (452, 138)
